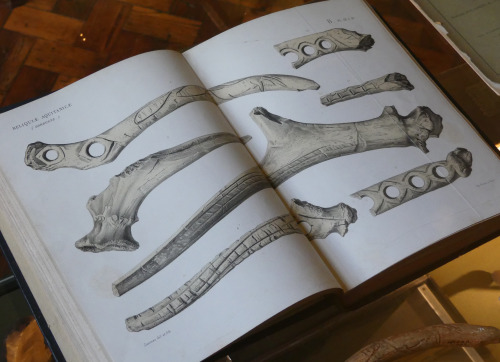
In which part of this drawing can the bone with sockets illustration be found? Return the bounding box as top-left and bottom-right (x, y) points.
(352, 148), (473, 215)
(250, 106), (443, 187)
(275, 28), (374, 69)
(25, 74), (319, 171)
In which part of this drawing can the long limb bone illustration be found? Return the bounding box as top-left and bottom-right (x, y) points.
(346, 324), (500, 362)
(321, 73), (414, 106)
(351, 148), (473, 215)
(250, 106), (443, 187)
(290, 199), (357, 238)
(125, 215), (301, 332)
(75, 132), (243, 253)
(25, 75), (319, 171)
(112, 167), (271, 296)
(275, 28), (374, 69)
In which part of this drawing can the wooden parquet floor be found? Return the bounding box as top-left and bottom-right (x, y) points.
(0, 0), (499, 281)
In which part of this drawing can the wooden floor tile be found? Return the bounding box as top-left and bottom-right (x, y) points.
(1, 65), (57, 106)
(4, 6), (83, 43)
(25, 38), (103, 79)
(124, 6), (201, 44)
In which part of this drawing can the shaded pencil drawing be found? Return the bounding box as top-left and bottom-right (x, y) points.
(290, 199), (357, 238)
(112, 167), (271, 296)
(275, 28), (374, 69)
(351, 148), (473, 215)
(250, 106), (443, 187)
(75, 132), (243, 253)
(320, 73), (414, 106)
(125, 214), (301, 332)
(25, 75), (319, 171)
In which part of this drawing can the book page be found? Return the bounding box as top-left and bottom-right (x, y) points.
(184, 0), (500, 289)
(0, 51), (338, 361)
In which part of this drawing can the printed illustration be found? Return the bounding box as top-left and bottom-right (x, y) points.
(250, 106), (443, 187)
(352, 148), (473, 215)
(24, 75), (319, 171)
(75, 132), (243, 253)
(290, 199), (357, 238)
(320, 73), (414, 106)
(125, 214), (301, 332)
(112, 167), (271, 296)
(275, 28), (374, 69)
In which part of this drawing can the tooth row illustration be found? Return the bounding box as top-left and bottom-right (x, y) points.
(22, 27), (474, 332)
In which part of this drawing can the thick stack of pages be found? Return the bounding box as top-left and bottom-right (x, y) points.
(0, 1), (498, 360)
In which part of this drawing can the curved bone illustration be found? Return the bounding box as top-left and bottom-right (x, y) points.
(321, 73), (414, 106)
(208, 74), (319, 103)
(25, 75), (319, 171)
(290, 199), (357, 238)
(275, 28), (374, 69)
(112, 167), (271, 296)
(75, 132), (243, 253)
(250, 106), (443, 187)
(125, 214), (300, 332)
(346, 324), (500, 362)
(351, 148), (473, 215)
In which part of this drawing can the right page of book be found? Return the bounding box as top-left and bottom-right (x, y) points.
(184, 0), (500, 290)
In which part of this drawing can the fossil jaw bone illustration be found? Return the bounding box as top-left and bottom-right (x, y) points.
(275, 28), (374, 69)
(320, 73), (414, 106)
(25, 75), (319, 171)
(250, 106), (443, 187)
(75, 132), (244, 253)
(125, 214), (301, 332)
(352, 148), (473, 215)
(290, 199), (357, 238)
(112, 167), (271, 296)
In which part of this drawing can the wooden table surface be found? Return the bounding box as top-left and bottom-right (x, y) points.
(0, 0), (499, 292)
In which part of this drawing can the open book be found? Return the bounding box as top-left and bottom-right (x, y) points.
(0, 0), (499, 360)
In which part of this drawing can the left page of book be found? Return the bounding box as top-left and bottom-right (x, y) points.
(0, 50), (338, 361)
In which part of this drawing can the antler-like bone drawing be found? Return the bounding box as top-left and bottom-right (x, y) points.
(346, 324), (500, 362)
(275, 28), (374, 69)
(25, 75), (319, 171)
(351, 148), (473, 215)
(208, 74), (319, 103)
(75, 132), (243, 253)
(112, 167), (271, 296)
(125, 214), (300, 332)
(320, 73), (414, 106)
(250, 106), (443, 187)
(290, 199), (357, 238)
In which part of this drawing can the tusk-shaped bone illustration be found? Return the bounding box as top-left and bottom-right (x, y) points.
(125, 214), (300, 332)
(112, 167), (271, 296)
(320, 73), (414, 106)
(275, 28), (374, 69)
(290, 199), (357, 238)
(75, 132), (243, 253)
(250, 106), (443, 187)
(25, 75), (319, 171)
(351, 148), (473, 215)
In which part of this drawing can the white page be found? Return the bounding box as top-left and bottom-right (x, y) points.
(184, 0), (500, 289)
(0, 50), (338, 361)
